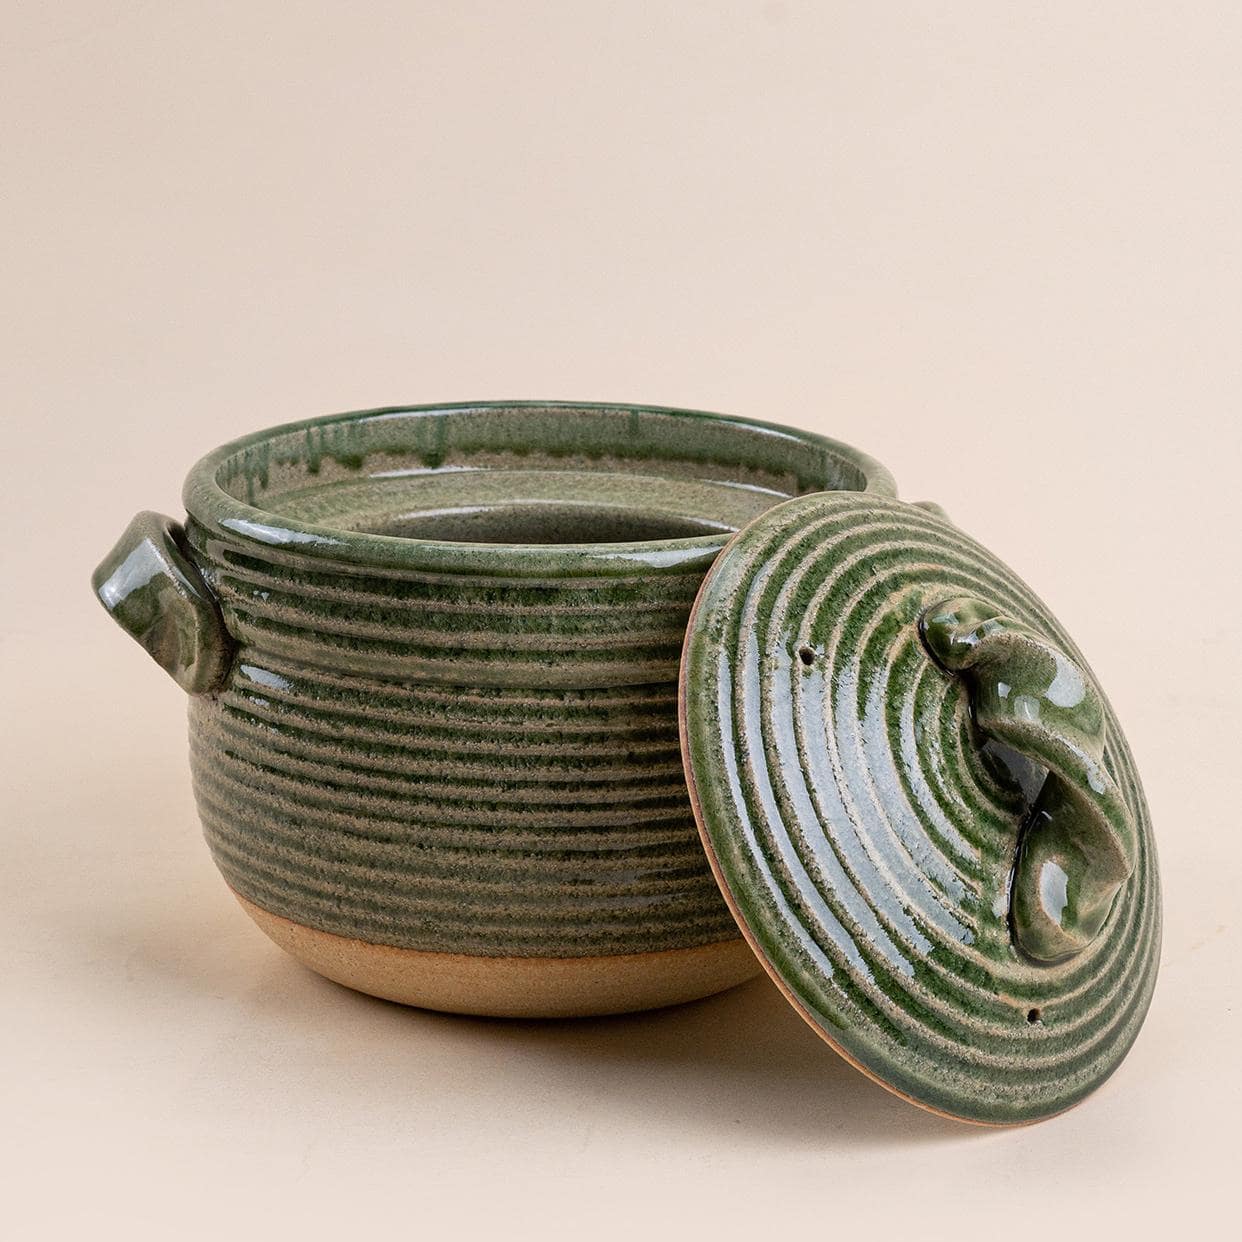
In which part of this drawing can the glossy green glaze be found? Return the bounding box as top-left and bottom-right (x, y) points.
(680, 492), (1160, 1123)
(94, 402), (895, 971)
(921, 596), (1136, 964)
(92, 511), (233, 695)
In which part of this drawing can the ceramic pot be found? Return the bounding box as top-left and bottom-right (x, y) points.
(94, 402), (897, 1017)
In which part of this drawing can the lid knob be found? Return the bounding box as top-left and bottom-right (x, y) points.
(919, 596), (1137, 963)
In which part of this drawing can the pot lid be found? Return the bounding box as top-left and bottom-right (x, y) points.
(679, 492), (1160, 1124)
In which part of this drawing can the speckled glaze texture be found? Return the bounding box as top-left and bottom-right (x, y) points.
(680, 493), (1160, 1124)
(94, 403), (896, 1005)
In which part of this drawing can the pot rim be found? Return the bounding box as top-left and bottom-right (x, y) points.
(182, 400), (897, 578)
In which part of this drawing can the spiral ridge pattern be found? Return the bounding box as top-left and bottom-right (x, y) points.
(184, 521), (707, 689)
(681, 493), (1160, 1123)
(191, 657), (738, 956)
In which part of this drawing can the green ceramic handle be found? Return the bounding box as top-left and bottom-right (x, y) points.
(920, 596), (1136, 964)
(92, 511), (233, 695)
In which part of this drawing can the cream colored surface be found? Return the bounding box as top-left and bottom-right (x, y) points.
(2, 3), (1238, 1238)
(234, 893), (761, 1019)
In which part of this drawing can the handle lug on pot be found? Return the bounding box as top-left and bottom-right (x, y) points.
(91, 511), (232, 695)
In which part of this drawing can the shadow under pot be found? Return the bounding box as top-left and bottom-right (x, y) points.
(93, 402), (896, 1019)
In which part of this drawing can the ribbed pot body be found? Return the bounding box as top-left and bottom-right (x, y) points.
(183, 554), (737, 956)
(179, 403), (896, 961)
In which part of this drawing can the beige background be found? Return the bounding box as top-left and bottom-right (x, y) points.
(3, 3), (1239, 1237)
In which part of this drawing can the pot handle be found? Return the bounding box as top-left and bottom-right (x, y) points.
(920, 595), (1136, 964)
(91, 511), (233, 695)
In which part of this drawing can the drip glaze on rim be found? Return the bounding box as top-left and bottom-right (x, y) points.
(182, 400), (898, 577)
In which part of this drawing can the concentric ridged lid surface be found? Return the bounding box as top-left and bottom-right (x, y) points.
(679, 493), (1160, 1124)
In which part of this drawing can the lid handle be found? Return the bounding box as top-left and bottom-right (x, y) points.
(920, 596), (1136, 964)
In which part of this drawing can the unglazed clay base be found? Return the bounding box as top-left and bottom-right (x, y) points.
(234, 892), (762, 1018)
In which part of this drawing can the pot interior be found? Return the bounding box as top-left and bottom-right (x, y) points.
(353, 503), (728, 544)
(202, 402), (892, 549)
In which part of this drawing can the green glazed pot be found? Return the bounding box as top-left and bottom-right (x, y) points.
(94, 401), (896, 1017)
